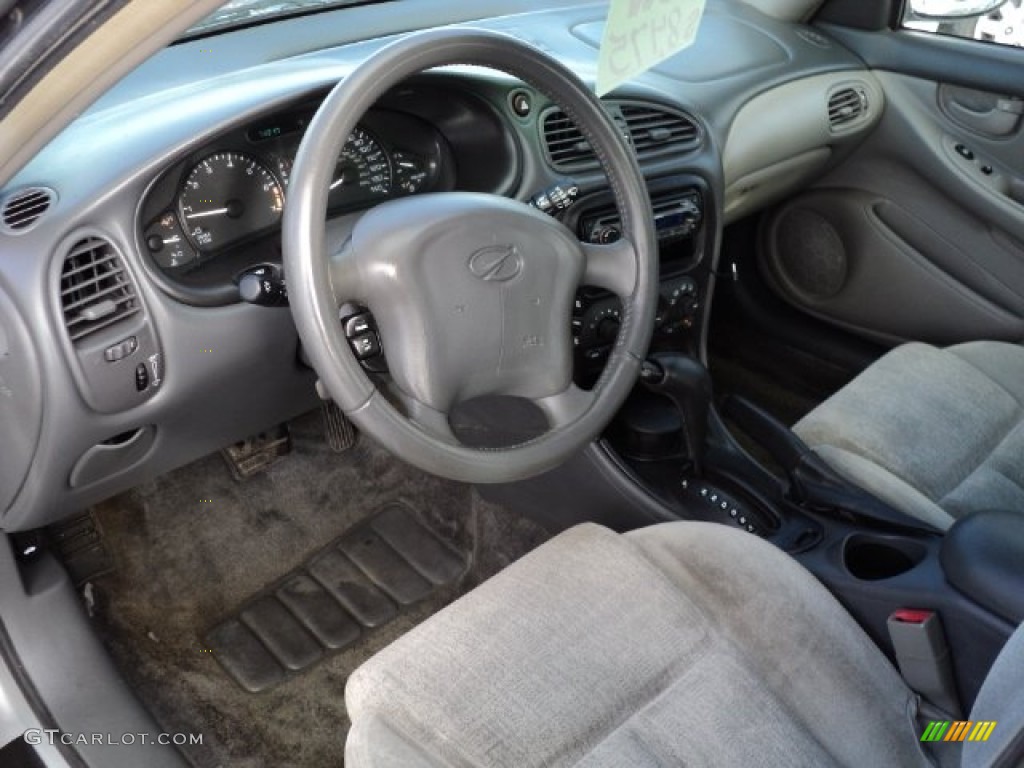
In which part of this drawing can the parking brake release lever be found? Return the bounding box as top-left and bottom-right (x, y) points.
(640, 353), (713, 477)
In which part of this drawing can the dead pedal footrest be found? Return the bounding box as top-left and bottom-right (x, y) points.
(204, 503), (467, 693)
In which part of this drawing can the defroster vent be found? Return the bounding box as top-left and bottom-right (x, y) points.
(60, 237), (140, 343)
(1, 187), (54, 233)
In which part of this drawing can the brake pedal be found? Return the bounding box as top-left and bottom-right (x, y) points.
(221, 424), (292, 481)
(322, 400), (357, 453)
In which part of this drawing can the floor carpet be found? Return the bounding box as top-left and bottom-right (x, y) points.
(89, 410), (551, 768)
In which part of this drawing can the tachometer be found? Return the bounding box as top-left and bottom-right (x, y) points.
(178, 152), (283, 251)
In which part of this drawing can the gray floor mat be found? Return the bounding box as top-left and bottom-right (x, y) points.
(89, 411), (550, 768)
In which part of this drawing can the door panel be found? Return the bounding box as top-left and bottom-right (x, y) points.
(762, 188), (1024, 344)
(762, 25), (1024, 344)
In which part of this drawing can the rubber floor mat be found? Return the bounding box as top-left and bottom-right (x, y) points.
(205, 502), (467, 692)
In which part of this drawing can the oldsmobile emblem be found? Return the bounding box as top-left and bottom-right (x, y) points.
(468, 244), (523, 282)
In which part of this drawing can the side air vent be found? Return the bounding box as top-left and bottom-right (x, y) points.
(828, 87), (868, 130)
(60, 237), (140, 343)
(1, 187), (55, 233)
(542, 102), (701, 170)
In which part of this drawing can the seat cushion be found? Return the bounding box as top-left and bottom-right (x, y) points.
(794, 341), (1024, 530)
(345, 522), (929, 767)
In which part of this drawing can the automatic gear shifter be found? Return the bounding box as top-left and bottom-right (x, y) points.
(639, 353), (713, 476)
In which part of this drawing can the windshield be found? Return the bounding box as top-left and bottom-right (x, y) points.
(186, 0), (393, 36)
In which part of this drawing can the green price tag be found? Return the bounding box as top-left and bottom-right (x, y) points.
(597, 0), (706, 97)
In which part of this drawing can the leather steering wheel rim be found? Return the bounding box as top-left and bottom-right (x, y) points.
(283, 28), (658, 483)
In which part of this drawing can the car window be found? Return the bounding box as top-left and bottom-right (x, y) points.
(902, 0), (1024, 47)
(186, 0), (397, 37)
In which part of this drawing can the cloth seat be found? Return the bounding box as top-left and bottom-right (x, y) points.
(344, 522), (1024, 767)
(794, 341), (1024, 530)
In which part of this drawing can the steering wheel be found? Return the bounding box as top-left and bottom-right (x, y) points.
(283, 28), (658, 483)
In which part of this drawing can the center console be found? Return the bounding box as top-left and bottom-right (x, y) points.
(598, 354), (1021, 714)
(478, 168), (1020, 721)
(563, 174), (712, 383)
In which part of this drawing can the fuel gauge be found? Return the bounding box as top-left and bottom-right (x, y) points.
(272, 154), (293, 187)
(393, 151), (431, 195)
(145, 211), (197, 269)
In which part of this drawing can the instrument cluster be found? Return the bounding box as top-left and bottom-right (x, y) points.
(138, 103), (446, 283)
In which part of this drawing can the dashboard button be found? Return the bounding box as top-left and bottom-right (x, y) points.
(350, 333), (381, 360)
(135, 363), (149, 392)
(105, 336), (138, 363)
(344, 313), (374, 337)
(955, 143), (974, 161)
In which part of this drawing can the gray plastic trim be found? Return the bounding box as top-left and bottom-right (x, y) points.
(777, 67), (1024, 343)
(0, 279), (42, 517)
(68, 426), (156, 489)
(723, 70), (884, 223)
(0, 186), (56, 235)
(50, 228), (162, 415)
(477, 440), (683, 533)
(0, 538), (188, 768)
(740, 0), (824, 21)
(820, 25), (1024, 99)
(762, 189), (1024, 344)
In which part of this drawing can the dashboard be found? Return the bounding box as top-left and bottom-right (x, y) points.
(0, 0), (884, 531)
(135, 85), (516, 304)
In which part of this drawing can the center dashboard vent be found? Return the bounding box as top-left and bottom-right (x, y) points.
(542, 102), (701, 170)
(60, 237), (140, 343)
(828, 86), (868, 130)
(1, 187), (55, 233)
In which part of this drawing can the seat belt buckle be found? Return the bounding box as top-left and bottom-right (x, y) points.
(887, 609), (962, 718)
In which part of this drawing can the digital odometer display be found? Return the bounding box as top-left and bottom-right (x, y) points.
(178, 152), (284, 252)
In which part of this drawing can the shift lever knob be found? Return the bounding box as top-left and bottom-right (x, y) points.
(640, 353), (713, 476)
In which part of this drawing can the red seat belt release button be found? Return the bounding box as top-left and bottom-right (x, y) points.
(887, 609), (961, 717)
(892, 609), (934, 624)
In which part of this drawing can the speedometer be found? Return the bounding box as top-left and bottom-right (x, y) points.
(178, 152), (283, 251)
(327, 128), (392, 208)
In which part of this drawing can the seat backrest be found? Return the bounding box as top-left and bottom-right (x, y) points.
(963, 622), (1024, 768)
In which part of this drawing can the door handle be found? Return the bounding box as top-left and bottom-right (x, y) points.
(939, 83), (1023, 137)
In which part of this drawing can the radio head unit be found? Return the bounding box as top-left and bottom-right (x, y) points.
(580, 189), (703, 246)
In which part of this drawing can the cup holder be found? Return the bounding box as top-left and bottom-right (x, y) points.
(843, 534), (928, 581)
